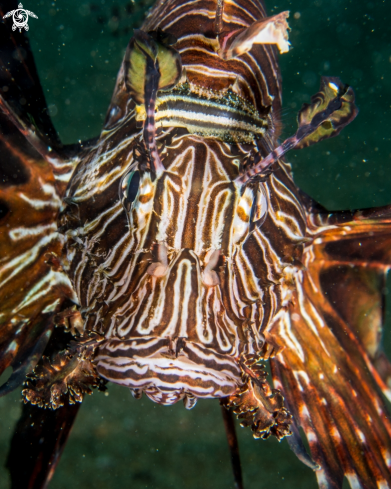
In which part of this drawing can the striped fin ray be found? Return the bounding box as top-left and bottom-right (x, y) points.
(0, 0), (77, 394)
(270, 204), (391, 488)
(0, 113), (77, 395)
(307, 202), (391, 394)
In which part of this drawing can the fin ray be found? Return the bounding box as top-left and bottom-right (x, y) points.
(271, 221), (391, 488)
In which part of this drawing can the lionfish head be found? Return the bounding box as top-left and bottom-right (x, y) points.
(62, 0), (306, 407)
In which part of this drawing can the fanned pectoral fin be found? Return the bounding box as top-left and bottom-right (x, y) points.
(306, 203), (391, 399)
(0, 318), (54, 398)
(270, 215), (391, 488)
(0, 0), (60, 149)
(320, 266), (384, 359)
(0, 1), (81, 393)
(271, 295), (391, 488)
(0, 116), (76, 396)
(320, 264), (391, 400)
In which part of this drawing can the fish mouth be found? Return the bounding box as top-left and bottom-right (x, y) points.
(94, 246), (265, 406)
(95, 336), (241, 406)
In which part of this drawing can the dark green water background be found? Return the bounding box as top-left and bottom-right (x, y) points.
(0, 0), (390, 487)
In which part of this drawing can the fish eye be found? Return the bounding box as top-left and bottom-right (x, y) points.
(120, 170), (140, 211)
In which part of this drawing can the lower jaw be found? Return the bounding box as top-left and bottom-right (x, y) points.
(95, 336), (242, 407)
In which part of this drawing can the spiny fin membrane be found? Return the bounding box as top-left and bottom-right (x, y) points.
(222, 354), (292, 441)
(305, 203), (391, 398)
(270, 206), (391, 488)
(23, 333), (105, 409)
(296, 76), (358, 149)
(125, 29), (182, 105)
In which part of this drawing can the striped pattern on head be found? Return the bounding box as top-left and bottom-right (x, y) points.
(143, 0), (282, 117)
(61, 0), (306, 406)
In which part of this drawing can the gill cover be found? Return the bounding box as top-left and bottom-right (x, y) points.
(124, 29), (182, 105)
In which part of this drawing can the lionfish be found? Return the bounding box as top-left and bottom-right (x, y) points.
(0, 0), (390, 486)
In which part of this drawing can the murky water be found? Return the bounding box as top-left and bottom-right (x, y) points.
(0, 0), (390, 487)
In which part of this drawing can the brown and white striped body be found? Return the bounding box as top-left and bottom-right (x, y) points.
(2, 0), (391, 486)
(60, 0), (306, 405)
